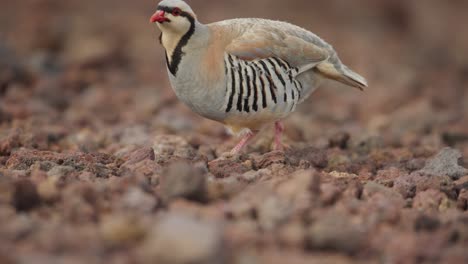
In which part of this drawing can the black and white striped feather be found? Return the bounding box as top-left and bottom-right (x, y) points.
(223, 54), (303, 115)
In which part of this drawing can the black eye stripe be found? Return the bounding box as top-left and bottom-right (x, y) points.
(157, 6), (193, 19)
(157, 5), (196, 76)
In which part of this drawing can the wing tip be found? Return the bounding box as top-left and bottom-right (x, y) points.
(342, 67), (368, 91)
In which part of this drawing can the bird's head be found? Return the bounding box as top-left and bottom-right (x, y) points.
(150, 0), (197, 34)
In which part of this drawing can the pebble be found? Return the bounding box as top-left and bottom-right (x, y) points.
(100, 214), (145, 246)
(306, 210), (366, 254)
(160, 161), (206, 202)
(47, 165), (75, 181)
(12, 180), (41, 211)
(139, 213), (225, 264)
(208, 158), (250, 178)
(421, 147), (467, 179)
(120, 187), (158, 213)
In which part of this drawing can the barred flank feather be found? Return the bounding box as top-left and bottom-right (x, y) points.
(224, 54), (301, 114)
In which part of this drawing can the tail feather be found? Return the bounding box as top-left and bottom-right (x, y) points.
(316, 62), (368, 91)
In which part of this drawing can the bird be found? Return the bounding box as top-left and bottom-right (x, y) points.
(150, 0), (367, 155)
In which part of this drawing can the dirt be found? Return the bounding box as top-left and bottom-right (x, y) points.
(1, 0), (468, 263)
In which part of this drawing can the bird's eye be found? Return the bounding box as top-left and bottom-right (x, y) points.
(172, 8), (182, 16)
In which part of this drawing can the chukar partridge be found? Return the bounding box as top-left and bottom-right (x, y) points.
(150, 0), (367, 154)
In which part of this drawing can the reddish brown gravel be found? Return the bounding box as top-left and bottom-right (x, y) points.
(1, 0), (468, 263)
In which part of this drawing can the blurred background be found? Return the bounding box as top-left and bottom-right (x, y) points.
(1, 0), (468, 263)
(1, 0), (467, 155)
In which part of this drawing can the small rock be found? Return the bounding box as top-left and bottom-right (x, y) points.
(457, 189), (468, 210)
(413, 189), (453, 212)
(140, 213), (225, 264)
(406, 158), (426, 172)
(442, 132), (468, 146)
(208, 158), (250, 178)
(365, 192), (405, 224)
(47, 165), (75, 181)
(0, 176), (13, 204)
(421, 147), (467, 179)
(362, 182), (404, 202)
(342, 181), (363, 200)
(254, 151), (288, 169)
(0, 130), (20, 156)
(35, 161), (57, 172)
(454, 176), (468, 191)
(306, 210), (366, 254)
(100, 214), (145, 246)
(329, 171), (358, 179)
(239, 169), (269, 183)
(287, 147), (328, 169)
(277, 221), (306, 248)
(327, 153), (352, 172)
(276, 170), (320, 210)
(153, 135), (197, 162)
(120, 157), (162, 179)
(349, 133), (384, 154)
(37, 179), (60, 202)
(0, 251), (15, 264)
(376, 167), (406, 187)
(257, 195), (290, 231)
(393, 172), (453, 199)
(12, 180), (41, 211)
(440, 246), (468, 264)
(320, 183), (342, 206)
(160, 161), (206, 202)
(244, 170), (264, 183)
(120, 187), (158, 213)
(329, 131), (350, 149)
(122, 147), (155, 166)
(393, 175), (417, 199)
(361, 182), (405, 224)
(414, 214), (441, 232)
(205, 176), (248, 200)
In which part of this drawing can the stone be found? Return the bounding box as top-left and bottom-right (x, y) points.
(329, 171), (358, 179)
(328, 131), (350, 149)
(414, 214), (441, 232)
(122, 146), (155, 166)
(153, 135), (197, 162)
(120, 187), (158, 213)
(37, 179), (60, 202)
(208, 158), (250, 178)
(306, 210), (366, 254)
(139, 213), (225, 264)
(100, 214), (145, 246)
(287, 147), (328, 169)
(413, 189), (453, 212)
(457, 189), (468, 210)
(47, 165), (75, 181)
(12, 180), (41, 211)
(421, 147), (467, 179)
(254, 151), (288, 169)
(362, 182), (404, 202)
(239, 169), (270, 183)
(160, 161), (206, 202)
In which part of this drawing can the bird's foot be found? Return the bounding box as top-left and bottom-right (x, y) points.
(273, 121), (288, 152)
(229, 131), (256, 155)
(273, 142), (291, 152)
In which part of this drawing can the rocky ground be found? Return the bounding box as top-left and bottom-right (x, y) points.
(1, 0), (468, 263)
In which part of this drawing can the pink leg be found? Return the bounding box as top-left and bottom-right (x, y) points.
(230, 131), (255, 155)
(274, 121), (285, 151)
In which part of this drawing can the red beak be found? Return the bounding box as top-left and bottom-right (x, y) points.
(150, 10), (169, 23)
